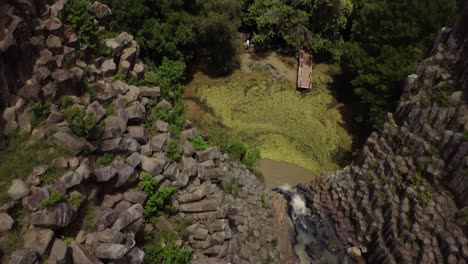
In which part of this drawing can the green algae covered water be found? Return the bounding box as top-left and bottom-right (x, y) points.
(185, 52), (353, 184)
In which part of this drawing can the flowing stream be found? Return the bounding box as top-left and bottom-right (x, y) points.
(276, 185), (345, 264)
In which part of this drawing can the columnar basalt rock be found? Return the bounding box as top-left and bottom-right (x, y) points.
(298, 5), (468, 263)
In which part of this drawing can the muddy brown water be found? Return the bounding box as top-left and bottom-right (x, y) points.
(255, 159), (316, 188)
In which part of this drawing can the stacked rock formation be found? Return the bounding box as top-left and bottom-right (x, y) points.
(300, 4), (468, 263)
(0, 1), (281, 263)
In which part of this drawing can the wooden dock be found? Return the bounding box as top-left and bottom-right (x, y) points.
(297, 50), (312, 92)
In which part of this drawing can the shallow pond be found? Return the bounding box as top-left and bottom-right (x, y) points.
(255, 159), (316, 188)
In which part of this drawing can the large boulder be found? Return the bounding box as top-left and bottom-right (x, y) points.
(128, 125), (147, 144)
(101, 59), (117, 77)
(9, 249), (39, 264)
(91, 1), (112, 19)
(48, 238), (70, 264)
(125, 103), (145, 125)
(60, 171), (83, 189)
(111, 204), (143, 231)
(94, 166), (117, 182)
(8, 179), (30, 200)
(70, 242), (103, 264)
(0, 213), (14, 231)
(101, 116), (127, 140)
(23, 186), (50, 212)
(95, 207), (120, 230)
(138, 86), (160, 98)
(51, 131), (87, 155)
(99, 138), (132, 153)
(23, 227), (55, 255)
(123, 190), (147, 205)
(179, 199), (221, 213)
(96, 228), (124, 243)
(87, 101), (106, 122)
(196, 147), (221, 163)
(126, 247), (145, 263)
(105, 32), (134, 56)
(140, 155), (165, 176)
(94, 243), (129, 260)
(30, 202), (74, 230)
(150, 133), (168, 152)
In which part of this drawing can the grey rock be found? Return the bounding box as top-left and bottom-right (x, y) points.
(101, 59), (117, 77)
(126, 247), (145, 264)
(196, 147), (221, 163)
(60, 171), (83, 189)
(141, 155), (165, 176)
(102, 116), (127, 140)
(49, 238), (69, 264)
(179, 199), (221, 213)
(128, 125), (147, 144)
(123, 190), (147, 205)
(87, 101), (106, 122)
(138, 86), (161, 98)
(156, 99), (172, 110)
(111, 204), (143, 231)
(91, 1), (112, 19)
(118, 60), (131, 76)
(99, 138), (129, 153)
(194, 227), (209, 240)
(191, 258), (229, 264)
(199, 167), (224, 180)
(51, 131), (87, 155)
(30, 202), (74, 230)
(94, 166), (117, 182)
(8, 179), (30, 200)
(46, 35), (62, 52)
(105, 32), (134, 56)
(75, 163), (93, 180)
(94, 243), (128, 259)
(151, 133), (168, 152)
(96, 228), (124, 244)
(125, 152), (141, 168)
(9, 249), (39, 264)
(23, 187), (49, 212)
(70, 242), (103, 264)
(23, 227), (55, 255)
(155, 120), (169, 133)
(0, 213), (14, 231)
(47, 110), (65, 125)
(95, 207), (119, 229)
(112, 80), (129, 94)
(115, 200), (132, 213)
(114, 161), (136, 188)
(125, 103), (145, 124)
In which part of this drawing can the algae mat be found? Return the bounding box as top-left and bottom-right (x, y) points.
(185, 63), (353, 176)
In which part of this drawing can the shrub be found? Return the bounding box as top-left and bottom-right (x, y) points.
(189, 135), (208, 151)
(82, 203), (97, 232)
(64, 107), (97, 139)
(31, 101), (52, 127)
(141, 172), (157, 195)
(57, 96), (74, 111)
(144, 186), (177, 223)
(68, 192), (84, 208)
(144, 231), (191, 264)
(227, 142), (247, 161)
(64, 0), (98, 48)
(208, 127), (230, 151)
(105, 103), (116, 116)
(243, 148), (261, 168)
(40, 190), (67, 209)
(224, 177), (239, 196)
(261, 195), (270, 209)
(96, 153), (114, 166)
(166, 140), (181, 162)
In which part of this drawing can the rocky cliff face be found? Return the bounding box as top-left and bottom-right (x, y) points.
(295, 4), (468, 263)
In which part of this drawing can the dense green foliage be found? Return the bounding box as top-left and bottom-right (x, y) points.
(165, 140), (182, 162)
(40, 190), (67, 209)
(0, 133), (69, 203)
(342, 0), (457, 128)
(64, 107), (97, 139)
(189, 135), (209, 151)
(31, 101), (52, 127)
(95, 153), (115, 165)
(246, 0), (353, 59)
(64, 0), (98, 48)
(143, 185), (177, 223)
(144, 232), (191, 264)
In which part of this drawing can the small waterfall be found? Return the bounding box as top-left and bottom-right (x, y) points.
(276, 185), (345, 264)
